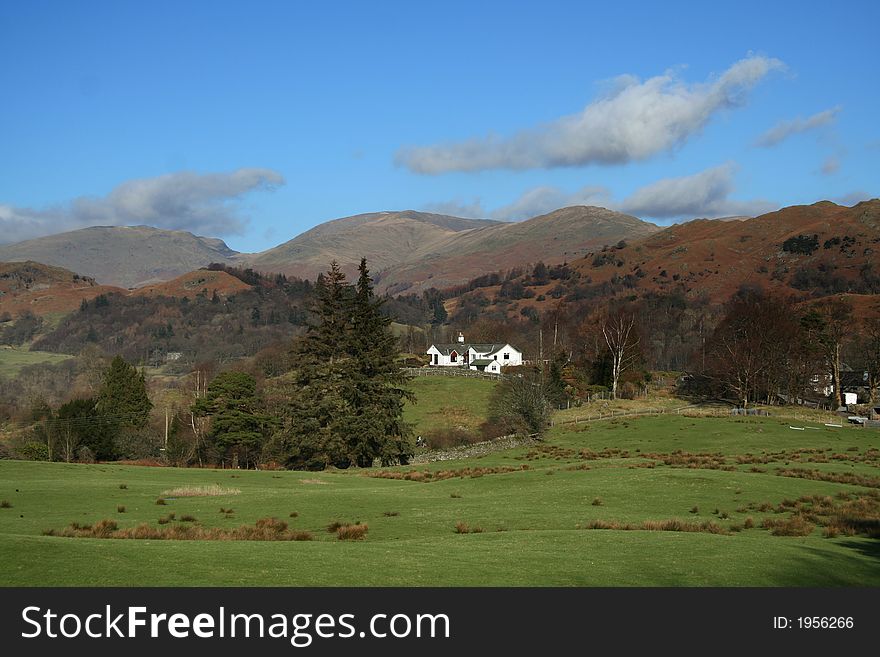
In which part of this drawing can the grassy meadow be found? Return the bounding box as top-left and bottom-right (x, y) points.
(402, 376), (496, 435)
(0, 347), (73, 379)
(1, 408), (879, 586)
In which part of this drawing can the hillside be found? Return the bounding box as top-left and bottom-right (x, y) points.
(0, 225), (239, 288)
(131, 269), (251, 300)
(245, 210), (501, 281)
(375, 206), (660, 294)
(0, 261), (126, 317)
(447, 200), (880, 319)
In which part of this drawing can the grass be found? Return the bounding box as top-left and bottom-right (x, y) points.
(0, 347), (74, 379)
(160, 485), (241, 497)
(0, 413), (878, 586)
(403, 376), (497, 436)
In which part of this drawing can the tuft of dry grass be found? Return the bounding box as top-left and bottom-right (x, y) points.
(454, 521), (470, 534)
(116, 505), (126, 513)
(160, 485), (241, 498)
(450, 493), (462, 499)
(0, 500), (12, 509)
(383, 511), (400, 517)
(179, 515), (197, 523)
(743, 517), (755, 529)
(44, 517), (313, 541)
(762, 516), (814, 536)
(689, 506), (699, 514)
(591, 497), (603, 506)
(155, 498), (167, 506)
(289, 511), (299, 518)
(336, 524), (369, 540)
(118, 484), (127, 490)
(370, 465), (525, 483)
(583, 518), (728, 535)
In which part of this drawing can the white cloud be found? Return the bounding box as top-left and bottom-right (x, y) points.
(398, 55), (784, 174)
(422, 185), (610, 222)
(488, 185), (610, 221)
(755, 106), (841, 147)
(425, 165), (775, 223)
(820, 155), (841, 175)
(833, 191), (876, 206)
(617, 164), (776, 219)
(0, 168), (284, 244)
(420, 198), (487, 219)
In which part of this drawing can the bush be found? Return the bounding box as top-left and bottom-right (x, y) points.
(423, 428), (481, 450)
(781, 234), (819, 255)
(116, 505), (126, 513)
(336, 523), (369, 540)
(0, 500), (11, 509)
(15, 441), (50, 461)
(76, 446), (96, 464)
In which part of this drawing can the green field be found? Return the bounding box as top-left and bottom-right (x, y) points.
(0, 347), (74, 378)
(1, 412), (878, 587)
(403, 376), (496, 435)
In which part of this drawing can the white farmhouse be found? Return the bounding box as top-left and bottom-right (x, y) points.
(426, 332), (523, 374)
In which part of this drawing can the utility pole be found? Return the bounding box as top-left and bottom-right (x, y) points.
(164, 408), (169, 450)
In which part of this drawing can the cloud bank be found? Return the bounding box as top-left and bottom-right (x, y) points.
(755, 106), (841, 147)
(0, 168), (285, 244)
(425, 165), (776, 222)
(617, 164), (776, 218)
(398, 55), (784, 174)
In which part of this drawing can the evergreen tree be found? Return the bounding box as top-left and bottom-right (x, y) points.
(276, 259), (414, 469)
(193, 371), (270, 468)
(96, 355), (152, 429)
(344, 258), (414, 466)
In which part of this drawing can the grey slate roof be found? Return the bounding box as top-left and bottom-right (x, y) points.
(429, 342), (509, 355)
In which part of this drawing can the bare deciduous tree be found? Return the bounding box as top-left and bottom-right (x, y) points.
(599, 308), (641, 400)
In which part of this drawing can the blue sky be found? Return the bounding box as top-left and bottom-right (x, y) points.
(1, 0), (878, 252)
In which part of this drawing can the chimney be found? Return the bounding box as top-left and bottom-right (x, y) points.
(457, 331), (465, 343)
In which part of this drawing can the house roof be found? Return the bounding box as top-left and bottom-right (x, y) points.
(839, 371), (868, 388)
(471, 358), (494, 366)
(428, 342), (512, 355)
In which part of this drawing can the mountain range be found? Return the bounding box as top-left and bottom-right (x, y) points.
(0, 207), (658, 292)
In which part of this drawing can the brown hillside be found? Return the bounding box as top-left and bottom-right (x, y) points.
(448, 200), (880, 317)
(245, 210), (501, 281)
(0, 261), (126, 317)
(375, 206), (660, 294)
(132, 269), (251, 300)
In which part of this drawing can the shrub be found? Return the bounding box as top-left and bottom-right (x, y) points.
(383, 511), (400, 517)
(161, 485), (241, 497)
(0, 500), (11, 509)
(423, 428), (480, 450)
(454, 521), (470, 534)
(781, 234), (819, 256)
(179, 515), (197, 523)
(119, 484), (128, 490)
(327, 521), (345, 533)
(117, 505), (126, 513)
(156, 498), (167, 505)
(743, 517), (755, 529)
(289, 511), (299, 518)
(689, 506), (699, 514)
(336, 524), (369, 541)
(592, 498), (603, 506)
(762, 516), (814, 536)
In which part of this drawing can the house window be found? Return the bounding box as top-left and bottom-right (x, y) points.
(493, 355), (497, 360)
(504, 353), (510, 360)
